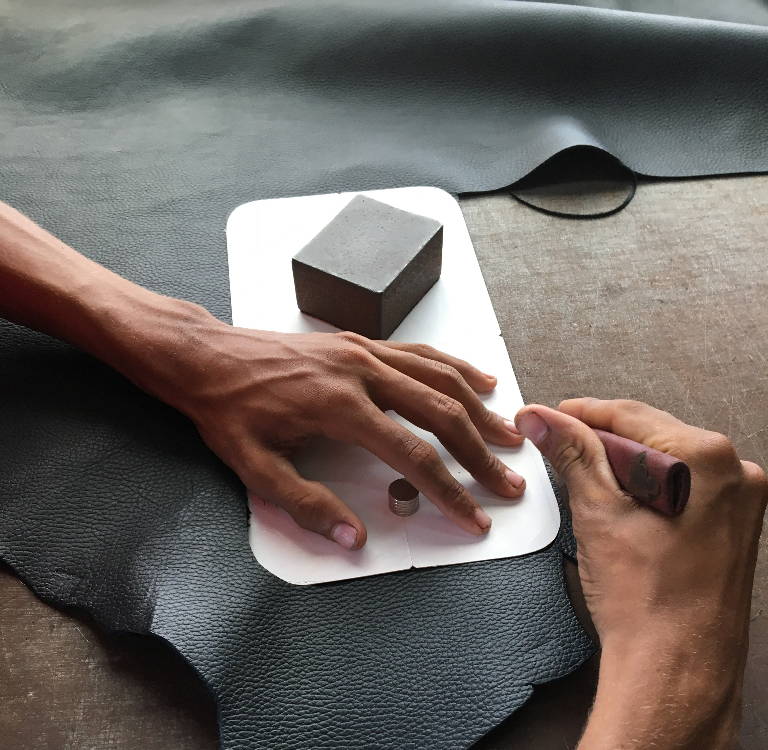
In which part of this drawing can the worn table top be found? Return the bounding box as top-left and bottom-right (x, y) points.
(1, 174), (766, 749)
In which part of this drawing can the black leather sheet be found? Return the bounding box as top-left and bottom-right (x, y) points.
(1, 2), (766, 748)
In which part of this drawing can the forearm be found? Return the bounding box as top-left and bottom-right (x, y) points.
(578, 635), (743, 750)
(0, 201), (214, 405)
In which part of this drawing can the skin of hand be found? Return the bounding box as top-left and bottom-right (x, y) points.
(128, 322), (527, 550)
(515, 398), (768, 750)
(0, 202), (525, 550)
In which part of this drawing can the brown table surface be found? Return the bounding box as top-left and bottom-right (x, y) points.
(2, 174), (767, 749)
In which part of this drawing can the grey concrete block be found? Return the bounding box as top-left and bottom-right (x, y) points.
(292, 195), (443, 339)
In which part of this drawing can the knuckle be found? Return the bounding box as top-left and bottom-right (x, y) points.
(444, 480), (469, 506)
(552, 439), (592, 477)
(433, 360), (463, 386)
(743, 461), (768, 497)
(286, 485), (327, 527)
(404, 437), (439, 470)
(335, 341), (374, 368)
(477, 404), (497, 428)
(479, 448), (500, 476)
(284, 486), (315, 514)
(434, 393), (468, 425)
(331, 386), (361, 409)
(335, 331), (368, 347)
(412, 342), (437, 359)
(698, 431), (739, 466)
(614, 399), (646, 415)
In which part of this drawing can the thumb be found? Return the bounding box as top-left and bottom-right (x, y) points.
(515, 404), (620, 499)
(241, 449), (368, 550)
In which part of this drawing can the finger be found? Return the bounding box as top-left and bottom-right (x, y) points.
(350, 406), (493, 535)
(378, 340), (498, 393)
(558, 398), (692, 452)
(238, 447), (367, 550)
(742, 461), (768, 509)
(369, 342), (523, 447)
(370, 367), (525, 497)
(515, 404), (625, 507)
(557, 398), (735, 470)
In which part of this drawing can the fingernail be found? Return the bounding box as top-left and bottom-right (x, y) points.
(331, 522), (358, 550)
(474, 507), (492, 532)
(505, 469), (525, 490)
(503, 419), (521, 435)
(516, 412), (549, 447)
(484, 372), (497, 381)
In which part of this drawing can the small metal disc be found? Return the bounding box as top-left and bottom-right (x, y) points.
(388, 478), (420, 516)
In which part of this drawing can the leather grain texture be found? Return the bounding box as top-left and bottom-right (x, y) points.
(0, 1), (766, 748)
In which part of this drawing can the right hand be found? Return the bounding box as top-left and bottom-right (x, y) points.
(514, 398), (767, 746)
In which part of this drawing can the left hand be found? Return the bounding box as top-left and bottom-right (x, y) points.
(0, 201), (525, 550)
(122, 303), (526, 550)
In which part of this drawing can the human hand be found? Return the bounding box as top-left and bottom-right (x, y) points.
(0, 202), (523, 550)
(514, 398), (767, 749)
(134, 307), (525, 550)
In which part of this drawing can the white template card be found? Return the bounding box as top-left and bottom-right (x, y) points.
(226, 187), (559, 585)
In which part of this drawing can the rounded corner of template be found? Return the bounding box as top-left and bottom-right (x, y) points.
(523, 520), (562, 558)
(521, 497), (563, 556)
(225, 201), (251, 235)
(544, 515), (563, 550)
(253, 553), (313, 587)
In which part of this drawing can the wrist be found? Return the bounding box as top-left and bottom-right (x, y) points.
(0, 201), (218, 400)
(579, 631), (742, 749)
(77, 280), (220, 410)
